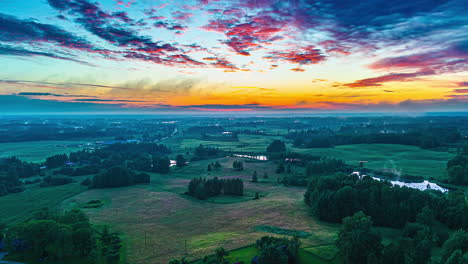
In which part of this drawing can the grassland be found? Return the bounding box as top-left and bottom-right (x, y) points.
(59, 157), (340, 264)
(0, 140), (94, 163)
(291, 144), (454, 181)
(0, 181), (87, 224)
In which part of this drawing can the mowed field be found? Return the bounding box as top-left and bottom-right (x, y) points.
(291, 144), (454, 181)
(59, 157), (341, 264)
(0, 140), (93, 163)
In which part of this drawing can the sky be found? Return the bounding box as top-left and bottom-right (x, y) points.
(0, 0), (467, 113)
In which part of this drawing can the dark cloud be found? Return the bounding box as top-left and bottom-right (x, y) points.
(46, 0), (205, 67)
(457, 82), (468, 87)
(0, 12), (96, 52)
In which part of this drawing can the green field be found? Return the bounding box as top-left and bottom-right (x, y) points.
(56, 157), (340, 264)
(0, 140), (93, 162)
(0, 182), (87, 224)
(291, 144), (454, 181)
(223, 245), (343, 264)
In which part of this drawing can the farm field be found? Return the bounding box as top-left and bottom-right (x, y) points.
(291, 144), (454, 181)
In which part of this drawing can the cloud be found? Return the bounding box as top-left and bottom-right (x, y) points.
(0, 13), (97, 53)
(46, 0), (205, 67)
(370, 43), (468, 74)
(0, 45), (93, 65)
(453, 89), (468, 93)
(73, 98), (145, 102)
(0, 80), (134, 90)
(176, 103), (273, 110)
(457, 82), (468, 87)
(203, 13), (287, 55)
(343, 70), (435, 88)
(265, 46), (326, 69)
(17, 92), (95, 97)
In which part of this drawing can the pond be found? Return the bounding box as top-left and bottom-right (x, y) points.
(352, 171), (448, 193)
(232, 154), (268, 161)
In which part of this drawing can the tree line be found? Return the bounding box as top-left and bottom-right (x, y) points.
(288, 127), (462, 150)
(304, 173), (467, 229)
(187, 177), (244, 200)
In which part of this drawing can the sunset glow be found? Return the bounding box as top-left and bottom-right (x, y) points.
(1, 0), (467, 113)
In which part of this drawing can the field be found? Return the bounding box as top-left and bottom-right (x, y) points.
(291, 144), (454, 181)
(59, 157), (341, 264)
(0, 181), (87, 224)
(0, 122), (461, 264)
(0, 140), (95, 163)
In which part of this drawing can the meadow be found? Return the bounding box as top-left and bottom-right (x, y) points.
(58, 157), (341, 264)
(0, 140), (94, 163)
(292, 144), (454, 181)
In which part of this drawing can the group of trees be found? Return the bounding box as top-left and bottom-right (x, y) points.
(255, 236), (300, 264)
(3, 208), (122, 264)
(201, 132), (239, 142)
(0, 157), (41, 196)
(267, 140), (286, 153)
(447, 154), (468, 185)
(91, 166), (150, 188)
(288, 127), (462, 150)
(194, 145), (224, 160)
(304, 173), (467, 229)
(187, 177), (243, 200)
(337, 210), (468, 264)
(54, 165), (100, 177)
(207, 161), (222, 171)
(305, 157), (347, 177)
(232, 160), (244, 171)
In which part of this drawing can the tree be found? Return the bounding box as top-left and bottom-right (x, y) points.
(416, 206), (435, 227)
(336, 211), (383, 264)
(267, 140), (286, 153)
(258, 244), (288, 264)
(99, 227), (122, 264)
(207, 164), (212, 172)
(215, 247), (228, 263)
(233, 160), (244, 171)
(275, 163), (285, 174)
(254, 192), (260, 200)
(448, 165), (465, 185)
(252, 171), (258, 182)
(264, 172), (268, 179)
(176, 155), (186, 168)
(441, 229), (468, 260)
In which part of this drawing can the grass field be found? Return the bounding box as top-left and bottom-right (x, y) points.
(0, 181), (87, 224)
(291, 144), (454, 181)
(223, 245), (343, 264)
(175, 134), (283, 153)
(0, 140), (93, 163)
(58, 157), (340, 264)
